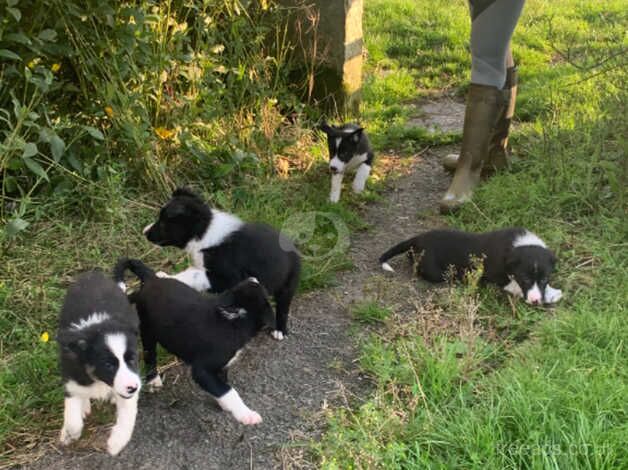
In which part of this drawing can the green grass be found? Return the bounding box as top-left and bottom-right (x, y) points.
(316, 0), (627, 468)
(352, 301), (392, 324)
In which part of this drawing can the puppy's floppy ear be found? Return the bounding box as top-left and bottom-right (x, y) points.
(351, 127), (364, 143)
(56, 329), (89, 354)
(218, 306), (248, 320)
(164, 203), (188, 218)
(172, 187), (200, 199)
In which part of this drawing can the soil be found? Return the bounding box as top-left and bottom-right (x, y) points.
(22, 99), (460, 470)
(408, 96), (465, 134)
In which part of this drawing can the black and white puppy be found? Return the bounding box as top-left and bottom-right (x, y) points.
(115, 258), (275, 425)
(142, 188), (300, 340)
(379, 228), (562, 305)
(320, 122), (375, 203)
(56, 271), (141, 456)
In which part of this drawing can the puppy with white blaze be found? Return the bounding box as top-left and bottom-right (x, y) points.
(142, 187), (300, 340)
(56, 271), (141, 456)
(319, 121), (375, 203)
(115, 258), (275, 425)
(379, 228), (563, 305)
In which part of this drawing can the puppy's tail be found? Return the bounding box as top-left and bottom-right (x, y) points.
(113, 258), (156, 292)
(378, 237), (418, 273)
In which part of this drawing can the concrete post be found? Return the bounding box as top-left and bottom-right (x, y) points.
(283, 0), (364, 114)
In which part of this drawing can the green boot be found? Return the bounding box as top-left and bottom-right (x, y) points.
(485, 65), (517, 172)
(439, 84), (506, 213)
(442, 65), (517, 173)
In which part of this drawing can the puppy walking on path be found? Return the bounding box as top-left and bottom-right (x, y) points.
(320, 122), (375, 203)
(115, 258), (275, 425)
(143, 188), (300, 340)
(56, 271), (141, 456)
(380, 228), (563, 305)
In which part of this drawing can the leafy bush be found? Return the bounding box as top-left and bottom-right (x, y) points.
(0, 0), (308, 236)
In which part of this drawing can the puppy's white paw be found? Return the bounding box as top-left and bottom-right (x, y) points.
(81, 400), (91, 419)
(235, 410), (262, 426)
(59, 425), (82, 445)
(146, 374), (163, 392)
(544, 286), (563, 304)
(381, 262), (395, 273)
(270, 330), (284, 341)
(155, 271), (170, 279)
(107, 430), (130, 456)
(352, 182), (365, 193)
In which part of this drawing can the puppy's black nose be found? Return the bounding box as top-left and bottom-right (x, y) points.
(330, 166), (339, 174)
(126, 385), (138, 395)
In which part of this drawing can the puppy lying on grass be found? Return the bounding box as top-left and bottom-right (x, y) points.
(380, 228), (562, 305)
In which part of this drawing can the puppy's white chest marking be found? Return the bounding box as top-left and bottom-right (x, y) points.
(346, 152), (368, 172)
(503, 279), (524, 298)
(185, 209), (243, 268)
(65, 380), (112, 401)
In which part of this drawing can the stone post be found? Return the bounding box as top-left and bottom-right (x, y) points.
(283, 0), (364, 114)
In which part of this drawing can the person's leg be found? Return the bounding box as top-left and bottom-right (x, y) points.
(440, 0), (525, 213)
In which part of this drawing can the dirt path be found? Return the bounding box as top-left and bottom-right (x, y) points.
(24, 103), (458, 470)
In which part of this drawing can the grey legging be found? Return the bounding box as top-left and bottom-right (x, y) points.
(470, 0), (525, 88)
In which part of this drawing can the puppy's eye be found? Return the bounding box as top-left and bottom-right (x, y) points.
(105, 359), (117, 370)
(124, 352), (136, 362)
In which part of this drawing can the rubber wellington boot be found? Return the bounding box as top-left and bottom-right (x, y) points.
(485, 64), (517, 172)
(443, 53), (518, 173)
(439, 84), (506, 213)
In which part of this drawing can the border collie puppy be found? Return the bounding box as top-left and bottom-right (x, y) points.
(142, 188), (300, 340)
(320, 121), (375, 203)
(115, 258), (275, 425)
(379, 228), (563, 305)
(56, 271), (141, 456)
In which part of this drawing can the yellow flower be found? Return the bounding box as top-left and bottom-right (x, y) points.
(211, 44), (225, 54)
(40, 332), (49, 343)
(261, 0), (269, 11)
(51, 63), (61, 73)
(154, 127), (175, 140)
(104, 106), (114, 118)
(28, 58), (40, 69)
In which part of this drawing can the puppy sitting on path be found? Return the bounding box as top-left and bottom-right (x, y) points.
(379, 228), (563, 305)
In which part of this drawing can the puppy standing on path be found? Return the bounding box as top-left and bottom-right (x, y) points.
(115, 258), (275, 425)
(143, 188), (300, 340)
(379, 228), (563, 305)
(56, 271), (141, 456)
(320, 122), (375, 203)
